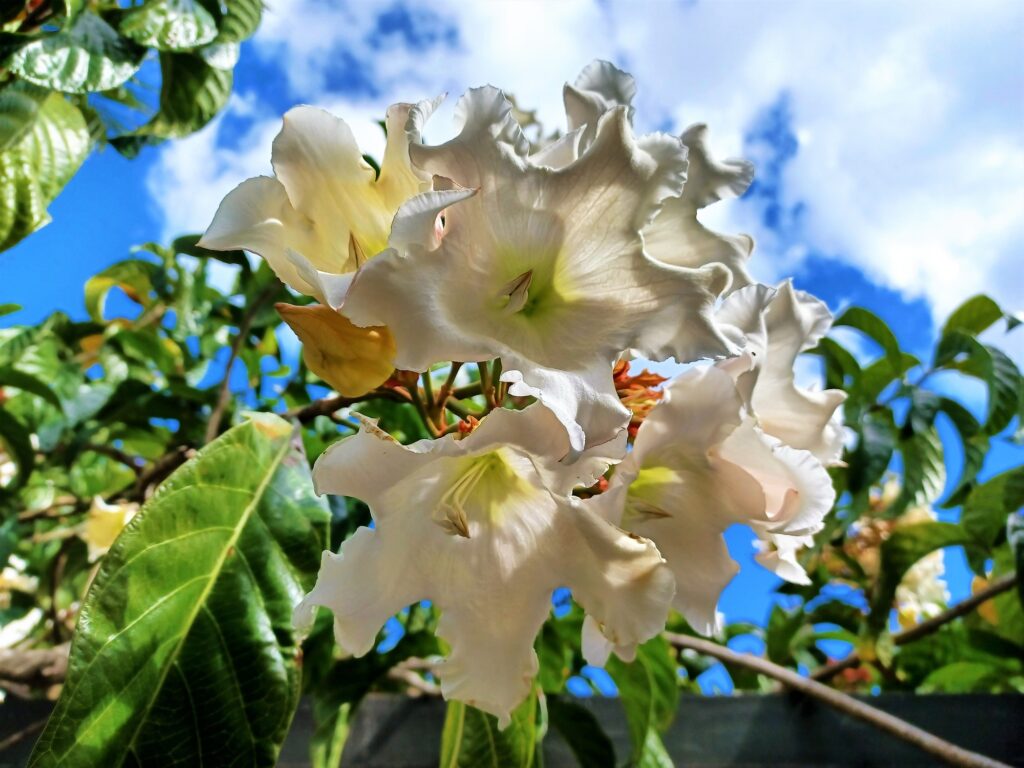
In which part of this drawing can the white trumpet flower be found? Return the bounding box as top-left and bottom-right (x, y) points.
(341, 86), (737, 454)
(294, 405), (673, 726)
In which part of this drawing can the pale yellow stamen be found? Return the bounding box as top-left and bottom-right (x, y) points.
(497, 270), (533, 315)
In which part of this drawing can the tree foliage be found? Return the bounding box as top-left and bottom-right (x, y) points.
(0, 0), (261, 252)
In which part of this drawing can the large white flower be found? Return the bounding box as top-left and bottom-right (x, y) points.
(719, 281), (847, 465)
(199, 98), (439, 306)
(341, 87), (737, 455)
(294, 405), (673, 725)
(590, 365), (834, 641)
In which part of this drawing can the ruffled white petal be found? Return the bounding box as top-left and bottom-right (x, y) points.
(563, 59), (637, 152)
(754, 533), (813, 585)
(298, 405), (669, 725)
(644, 123), (756, 291)
(752, 281), (847, 465)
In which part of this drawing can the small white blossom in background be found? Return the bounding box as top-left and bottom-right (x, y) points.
(82, 497), (139, 562)
(203, 58), (845, 724)
(895, 506), (950, 627)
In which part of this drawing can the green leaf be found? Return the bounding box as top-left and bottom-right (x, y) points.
(869, 521), (967, 633)
(0, 303), (21, 317)
(936, 397), (987, 507)
(942, 295), (1004, 338)
(546, 697), (615, 768)
(935, 331), (1022, 436)
(810, 336), (860, 391)
(6, 12), (145, 93)
(606, 636), (678, 768)
(28, 413), (330, 768)
(113, 50), (231, 155)
(119, 0), (218, 51)
(0, 80), (48, 151)
(0, 408), (34, 490)
(982, 345), (1021, 436)
(0, 92), (90, 252)
(1008, 514), (1024, 609)
(214, 0), (262, 43)
(847, 409), (896, 497)
(835, 306), (903, 375)
(84, 259), (157, 321)
(961, 467), (1024, 553)
(919, 661), (1014, 693)
(439, 693), (538, 768)
(0, 365), (63, 409)
(892, 426), (945, 514)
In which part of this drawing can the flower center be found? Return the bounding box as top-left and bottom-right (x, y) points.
(624, 465), (680, 523)
(433, 450), (531, 537)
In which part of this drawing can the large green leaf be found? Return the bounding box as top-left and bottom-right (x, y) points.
(834, 306), (904, 375)
(942, 294), (1004, 338)
(0, 92), (90, 252)
(214, 0), (263, 43)
(0, 80), (48, 151)
(936, 397), (988, 507)
(439, 693), (539, 768)
(6, 12), (145, 93)
(0, 365), (62, 409)
(119, 0), (218, 51)
(1008, 513), (1024, 609)
(84, 259), (158, 321)
(891, 426), (945, 515)
(961, 467), (1024, 554)
(869, 521), (967, 633)
(606, 636), (677, 768)
(113, 50), (232, 156)
(29, 413), (330, 768)
(935, 331), (1022, 436)
(546, 697), (615, 768)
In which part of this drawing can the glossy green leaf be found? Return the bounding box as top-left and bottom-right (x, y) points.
(961, 467), (1024, 553)
(810, 336), (860, 391)
(439, 693), (538, 768)
(214, 0), (263, 43)
(892, 426), (945, 514)
(0, 92), (90, 252)
(0, 80), (48, 151)
(834, 306), (903, 375)
(113, 50), (232, 155)
(606, 636), (677, 768)
(0, 365), (63, 409)
(935, 331), (1022, 435)
(0, 303), (21, 317)
(119, 0), (218, 51)
(546, 697), (615, 768)
(28, 413), (330, 768)
(942, 294), (1004, 338)
(919, 661), (1018, 693)
(6, 12), (145, 93)
(847, 409), (895, 497)
(1008, 513), (1024, 609)
(869, 521), (967, 632)
(936, 396), (987, 507)
(84, 259), (158, 321)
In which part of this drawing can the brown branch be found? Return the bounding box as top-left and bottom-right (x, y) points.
(0, 716), (48, 753)
(126, 445), (194, 502)
(664, 632), (1010, 768)
(83, 443), (143, 476)
(204, 285), (276, 444)
(0, 644), (69, 688)
(287, 388), (409, 424)
(812, 573), (1017, 682)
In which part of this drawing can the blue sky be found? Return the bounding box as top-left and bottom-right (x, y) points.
(3, 1), (1022, 648)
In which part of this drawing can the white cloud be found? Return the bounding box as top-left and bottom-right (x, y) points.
(148, 0), (1024, 326)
